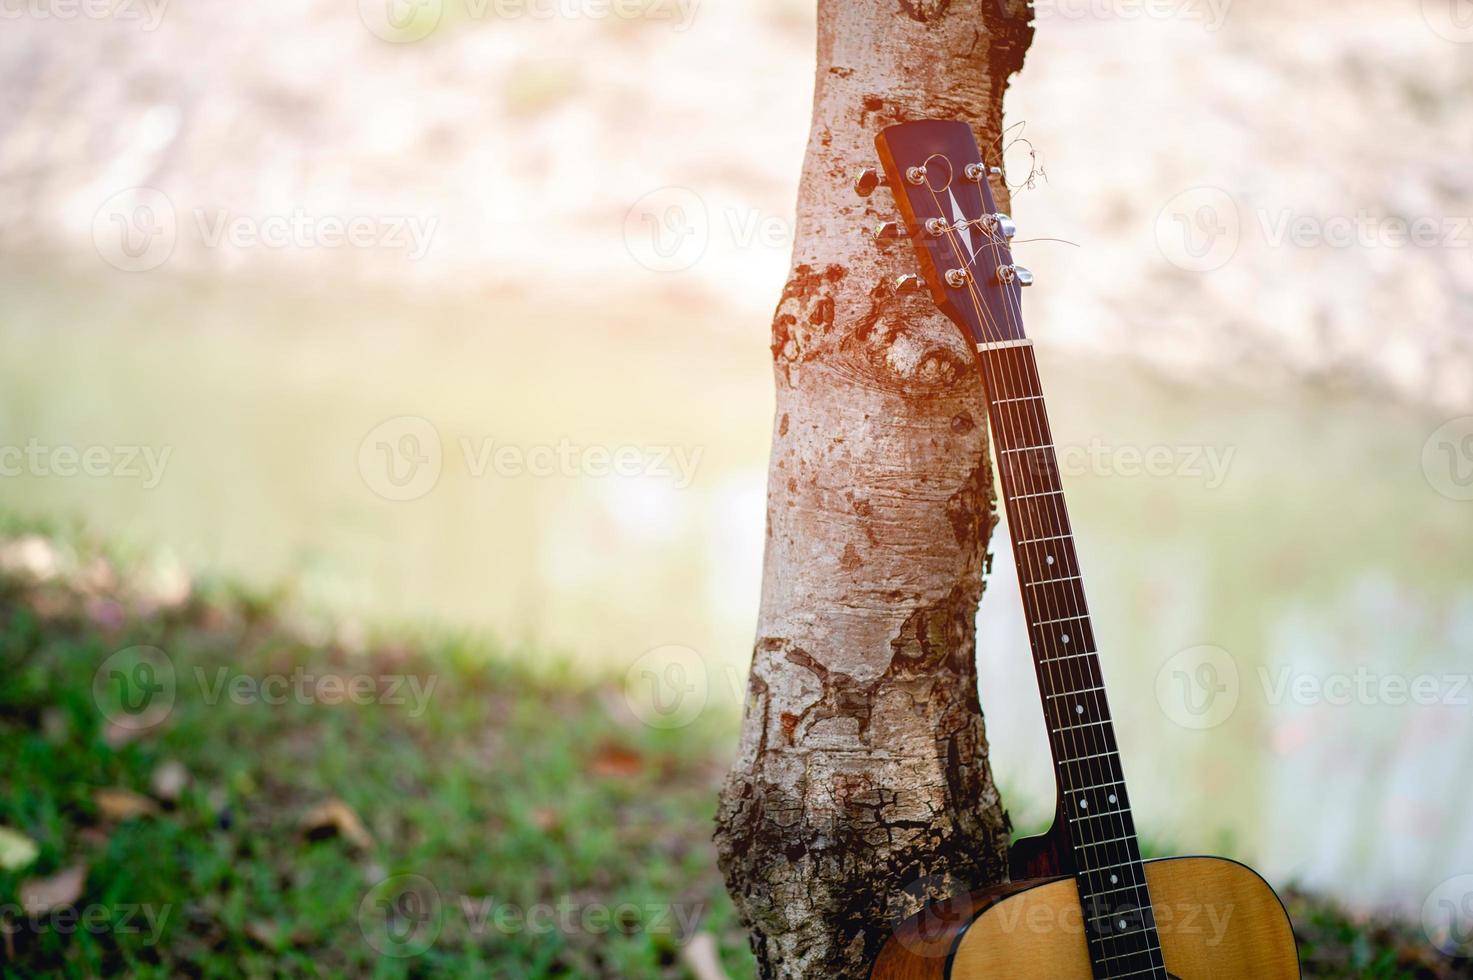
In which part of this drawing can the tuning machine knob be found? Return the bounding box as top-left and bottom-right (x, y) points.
(854, 168), (887, 198)
(873, 220), (903, 244)
(996, 264), (1034, 287)
(893, 274), (924, 294)
(992, 213), (1017, 240)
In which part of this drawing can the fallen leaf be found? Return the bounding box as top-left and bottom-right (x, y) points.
(41, 708), (69, 743)
(244, 920), (280, 948)
(300, 799), (374, 850)
(95, 788), (161, 820)
(150, 760), (190, 803)
(0, 826), (40, 872)
(680, 933), (731, 980)
(20, 865), (86, 913)
(588, 743), (644, 778)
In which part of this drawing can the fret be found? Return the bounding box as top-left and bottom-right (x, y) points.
(1055, 719), (1112, 733)
(999, 442), (1054, 454)
(1095, 944), (1165, 966)
(1096, 946), (1165, 967)
(1026, 574), (1081, 587)
(1073, 806), (1134, 821)
(1040, 651), (1095, 664)
(1089, 882), (1153, 900)
(992, 394), (1043, 405)
(1111, 966), (1168, 979)
(1074, 833), (1138, 850)
(1032, 613), (1089, 628)
(1047, 685), (1104, 698)
(1057, 749), (1118, 765)
(1010, 489), (1063, 501)
(987, 398), (1053, 445)
(1019, 533), (1070, 545)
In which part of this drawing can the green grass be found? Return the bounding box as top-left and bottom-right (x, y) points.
(0, 527), (1466, 978)
(0, 538), (753, 978)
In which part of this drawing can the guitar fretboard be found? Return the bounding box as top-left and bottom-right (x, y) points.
(979, 341), (1167, 979)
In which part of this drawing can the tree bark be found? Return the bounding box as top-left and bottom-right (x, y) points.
(714, 3), (1034, 977)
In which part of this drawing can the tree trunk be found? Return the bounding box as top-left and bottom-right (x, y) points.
(714, 3), (1034, 977)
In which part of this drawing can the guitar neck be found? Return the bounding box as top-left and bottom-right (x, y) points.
(978, 339), (1163, 974)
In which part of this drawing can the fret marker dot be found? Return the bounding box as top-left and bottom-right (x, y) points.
(1061, 634), (1071, 644)
(1079, 799), (1088, 810)
(1108, 793), (1118, 805)
(1046, 555), (1055, 565)
(1075, 704), (1085, 715)
(1117, 920), (1127, 931)
(1110, 874), (1119, 885)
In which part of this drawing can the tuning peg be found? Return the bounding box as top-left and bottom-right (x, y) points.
(873, 220), (903, 244)
(994, 213), (1017, 240)
(893, 274), (923, 294)
(997, 264), (1034, 287)
(854, 168), (886, 198)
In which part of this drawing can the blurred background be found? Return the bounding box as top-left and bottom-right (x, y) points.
(1, 0), (1471, 975)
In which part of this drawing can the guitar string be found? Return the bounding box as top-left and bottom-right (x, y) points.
(970, 203), (1165, 978)
(963, 182), (1165, 978)
(981, 252), (1166, 978)
(919, 164), (1164, 977)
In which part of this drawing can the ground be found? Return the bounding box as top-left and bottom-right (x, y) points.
(0, 524), (1465, 978)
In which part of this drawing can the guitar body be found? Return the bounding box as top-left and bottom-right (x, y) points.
(872, 856), (1299, 980)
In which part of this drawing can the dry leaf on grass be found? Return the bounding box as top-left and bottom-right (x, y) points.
(95, 788), (161, 820)
(20, 865), (86, 913)
(680, 933), (731, 980)
(150, 760), (190, 803)
(0, 826), (40, 872)
(300, 799), (374, 850)
(244, 920), (280, 948)
(588, 743), (644, 778)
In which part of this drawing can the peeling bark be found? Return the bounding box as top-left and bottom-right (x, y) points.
(715, 2), (1033, 977)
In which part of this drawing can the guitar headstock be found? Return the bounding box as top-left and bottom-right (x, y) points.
(859, 120), (1032, 349)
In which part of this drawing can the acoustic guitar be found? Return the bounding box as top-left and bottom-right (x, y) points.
(858, 120), (1299, 980)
